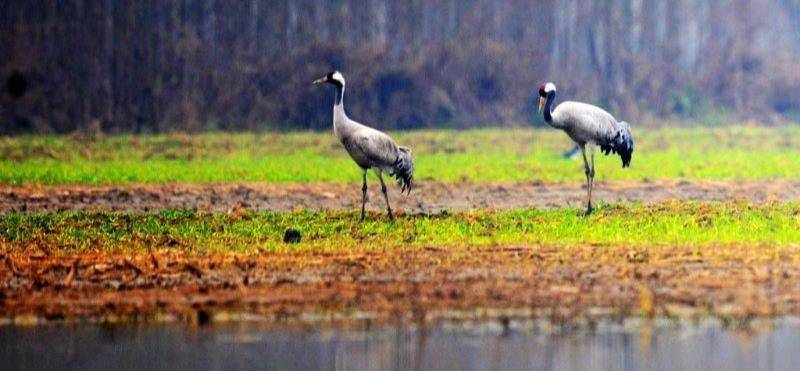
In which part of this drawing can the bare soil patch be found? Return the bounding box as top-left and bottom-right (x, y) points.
(2, 246), (798, 325)
(1, 179), (798, 214)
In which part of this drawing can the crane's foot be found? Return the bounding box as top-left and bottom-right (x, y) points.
(583, 203), (594, 217)
(360, 211), (366, 222)
(387, 210), (395, 221)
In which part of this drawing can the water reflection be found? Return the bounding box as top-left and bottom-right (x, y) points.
(2, 319), (800, 371)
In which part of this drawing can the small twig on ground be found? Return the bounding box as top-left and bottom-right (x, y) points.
(63, 259), (79, 287)
(123, 258), (144, 276)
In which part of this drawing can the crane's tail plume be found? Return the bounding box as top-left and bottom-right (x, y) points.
(601, 121), (634, 168)
(392, 146), (414, 194)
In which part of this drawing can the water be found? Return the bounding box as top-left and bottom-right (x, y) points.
(3, 319), (800, 371)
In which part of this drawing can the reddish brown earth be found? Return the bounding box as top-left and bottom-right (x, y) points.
(2, 245), (798, 326)
(1, 179), (798, 214)
(2, 180), (799, 326)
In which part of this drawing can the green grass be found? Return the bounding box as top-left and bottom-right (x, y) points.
(1, 124), (800, 185)
(2, 202), (799, 253)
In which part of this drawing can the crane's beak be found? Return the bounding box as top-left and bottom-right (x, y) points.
(537, 96), (546, 113)
(313, 76), (327, 85)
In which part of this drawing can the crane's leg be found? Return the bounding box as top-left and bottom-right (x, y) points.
(580, 144), (594, 216)
(377, 170), (394, 221)
(360, 169), (368, 221)
(588, 144), (596, 215)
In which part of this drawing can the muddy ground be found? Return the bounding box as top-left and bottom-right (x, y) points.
(2, 180), (800, 326)
(1, 179), (799, 214)
(2, 245), (799, 326)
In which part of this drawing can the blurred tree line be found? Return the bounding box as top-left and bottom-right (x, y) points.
(2, 0), (800, 134)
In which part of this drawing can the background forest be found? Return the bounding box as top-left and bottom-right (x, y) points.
(2, 0), (800, 134)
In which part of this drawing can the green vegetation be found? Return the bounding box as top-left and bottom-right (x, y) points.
(1, 125), (800, 185)
(2, 202), (799, 253)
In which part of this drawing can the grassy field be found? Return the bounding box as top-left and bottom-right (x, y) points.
(3, 202), (799, 254)
(1, 124), (800, 185)
(4, 126), (800, 325)
(3, 124), (799, 254)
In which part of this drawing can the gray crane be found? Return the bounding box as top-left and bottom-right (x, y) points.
(314, 71), (414, 221)
(537, 82), (633, 216)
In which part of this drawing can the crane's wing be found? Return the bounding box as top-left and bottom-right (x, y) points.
(553, 102), (619, 140)
(342, 126), (398, 168)
(349, 128), (401, 167)
(553, 102), (633, 168)
(348, 128), (415, 193)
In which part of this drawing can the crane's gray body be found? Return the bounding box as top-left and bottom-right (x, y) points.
(550, 101), (620, 147)
(316, 71), (414, 220)
(333, 104), (404, 173)
(539, 82), (633, 215)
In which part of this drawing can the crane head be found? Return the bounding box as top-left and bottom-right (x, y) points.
(313, 71), (345, 86)
(537, 82), (556, 113)
(538, 82), (556, 97)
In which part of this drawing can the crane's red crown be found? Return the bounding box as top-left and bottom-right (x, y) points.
(539, 82), (556, 96)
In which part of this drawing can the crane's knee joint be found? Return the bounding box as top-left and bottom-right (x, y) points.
(362, 183), (368, 192)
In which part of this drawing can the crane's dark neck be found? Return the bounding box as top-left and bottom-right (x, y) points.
(332, 81), (345, 107)
(543, 92), (555, 123)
